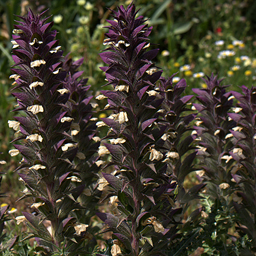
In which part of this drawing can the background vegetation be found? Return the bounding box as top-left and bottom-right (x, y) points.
(1, 0), (256, 255)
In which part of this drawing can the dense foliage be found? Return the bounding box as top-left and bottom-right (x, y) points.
(0, 1), (256, 255)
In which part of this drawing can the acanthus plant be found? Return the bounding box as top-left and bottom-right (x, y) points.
(95, 4), (201, 255)
(192, 74), (239, 254)
(9, 10), (100, 254)
(229, 85), (256, 254)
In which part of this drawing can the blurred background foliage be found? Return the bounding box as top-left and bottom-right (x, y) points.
(1, 0), (256, 248)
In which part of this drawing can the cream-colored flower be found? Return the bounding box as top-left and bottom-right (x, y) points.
(8, 120), (20, 131)
(61, 143), (76, 151)
(221, 155), (232, 163)
(9, 74), (20, 80)
(98, 145), (110, 156)
(225, 133), (233, 139)
(96, 121), (107, 128)
(109, 138), (126, 144)
(26, 134), (43, 142)
(0, 161), (6, 164)
(57, 89), (69, 94)
(96, 94), (107, 100)
(146, 90), (158, 96)
(117, 111), (128, 124)
(95, 160), (105, 167)
(90, 117), (98, 121)
(67, 176), (82, 182)
(31, 202), (45, 208)
(166, 151), (179, 159)
(232, 107), (242, 113)
(79, 16), (89, 25)
(11, 40), (19, 49)
(143, 43), (151, 49)
(97, 177), (108, 191)
(90, 103), (98, 108)
(115, 85), (129, 92)
(29, 164), (46, 170)
(50, 46), (61, 53)
(172, 77), (180, 83)
(201, 211), (209, 218)
(30, 60), (46, 68)
(111, 243), (122, 256)
(29, 38), (43, 46)
(196, 170), (205, 177)
(9, 149), (19, 157)
(193, 72), (204, 78)
(16, 216), (26, 225)
(61, 117), (74, 123)
(149, 148), (163, 161)
(74, 224), (89, 235)
(12, 29), (23, 34)
(53, 68), (61, 74)
(146, 67), (158, 75)
(77, 0), (85, 5)
(29, 81), (44, 89)
(232, 148), (243, 156)
(92, 136), (101, 142)
(109, 196), (118, 205)
(219, 183), (230, 189)
(180, 65), (191, 71)
(214, 129), (220, 135)
(27, 105), (44, 114)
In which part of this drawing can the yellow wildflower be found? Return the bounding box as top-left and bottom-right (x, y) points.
(245, 70), (252, 76)
(184, 70), (193, 76)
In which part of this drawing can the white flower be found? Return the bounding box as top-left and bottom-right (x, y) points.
(29, 164), (46, 170)
(92, 136), (101, 142)
(193, 72), (204, 78)
(0, 160), (6, 164)
(16, 216), (26, 225)
(8, 207), (17, 214)
(117, 111), (128, 124)
(12, 29), (23, 34)
(109, 138), (126, 144)
(9, 149), (19, 156)
(74, 224), (89, 235)
(232, 148), (243, 156)
(214, 129), (220, 136)
(29, 81), (44, 89)
(77, 0), (86, 5)
(196, 170), (205, 177)
(241, 55), (249, 61)
(8, 120), (20, 131)
(232, 126), (243, 132)
(61, 117), (74, 123)
(180, 65), (191, 71)
(30, 60), (46, 68)
(79, 16), (89, 25)
(26, 134), (43, 142)
(53, 14), (63, 24)
(143, 43), (151, 49)
(61, 143), (76, 151)
(231, 65), (240, 71)
(149, 148), (163, 161)
(172, 77), (180, 83)
(98, 145), (110, 156)
(11, 40), (19, 49)
(215, 40), (224, 46)
(115, 85), (129, 92)
(85, 2), (93, 10)
(90, 103), (98, 108)
(232, 40), (243, 46)
(57, 88), (69, 94)
(218, 50), (235, 59)
(111, 244), (122, 256)
(27, 105), (44, 114)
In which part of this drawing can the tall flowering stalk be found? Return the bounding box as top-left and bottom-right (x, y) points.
(96, 4), (188, 255)
(229, 85), (256, 253)
(192, 74), (238, 253)
(9, 10), (98, 254)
